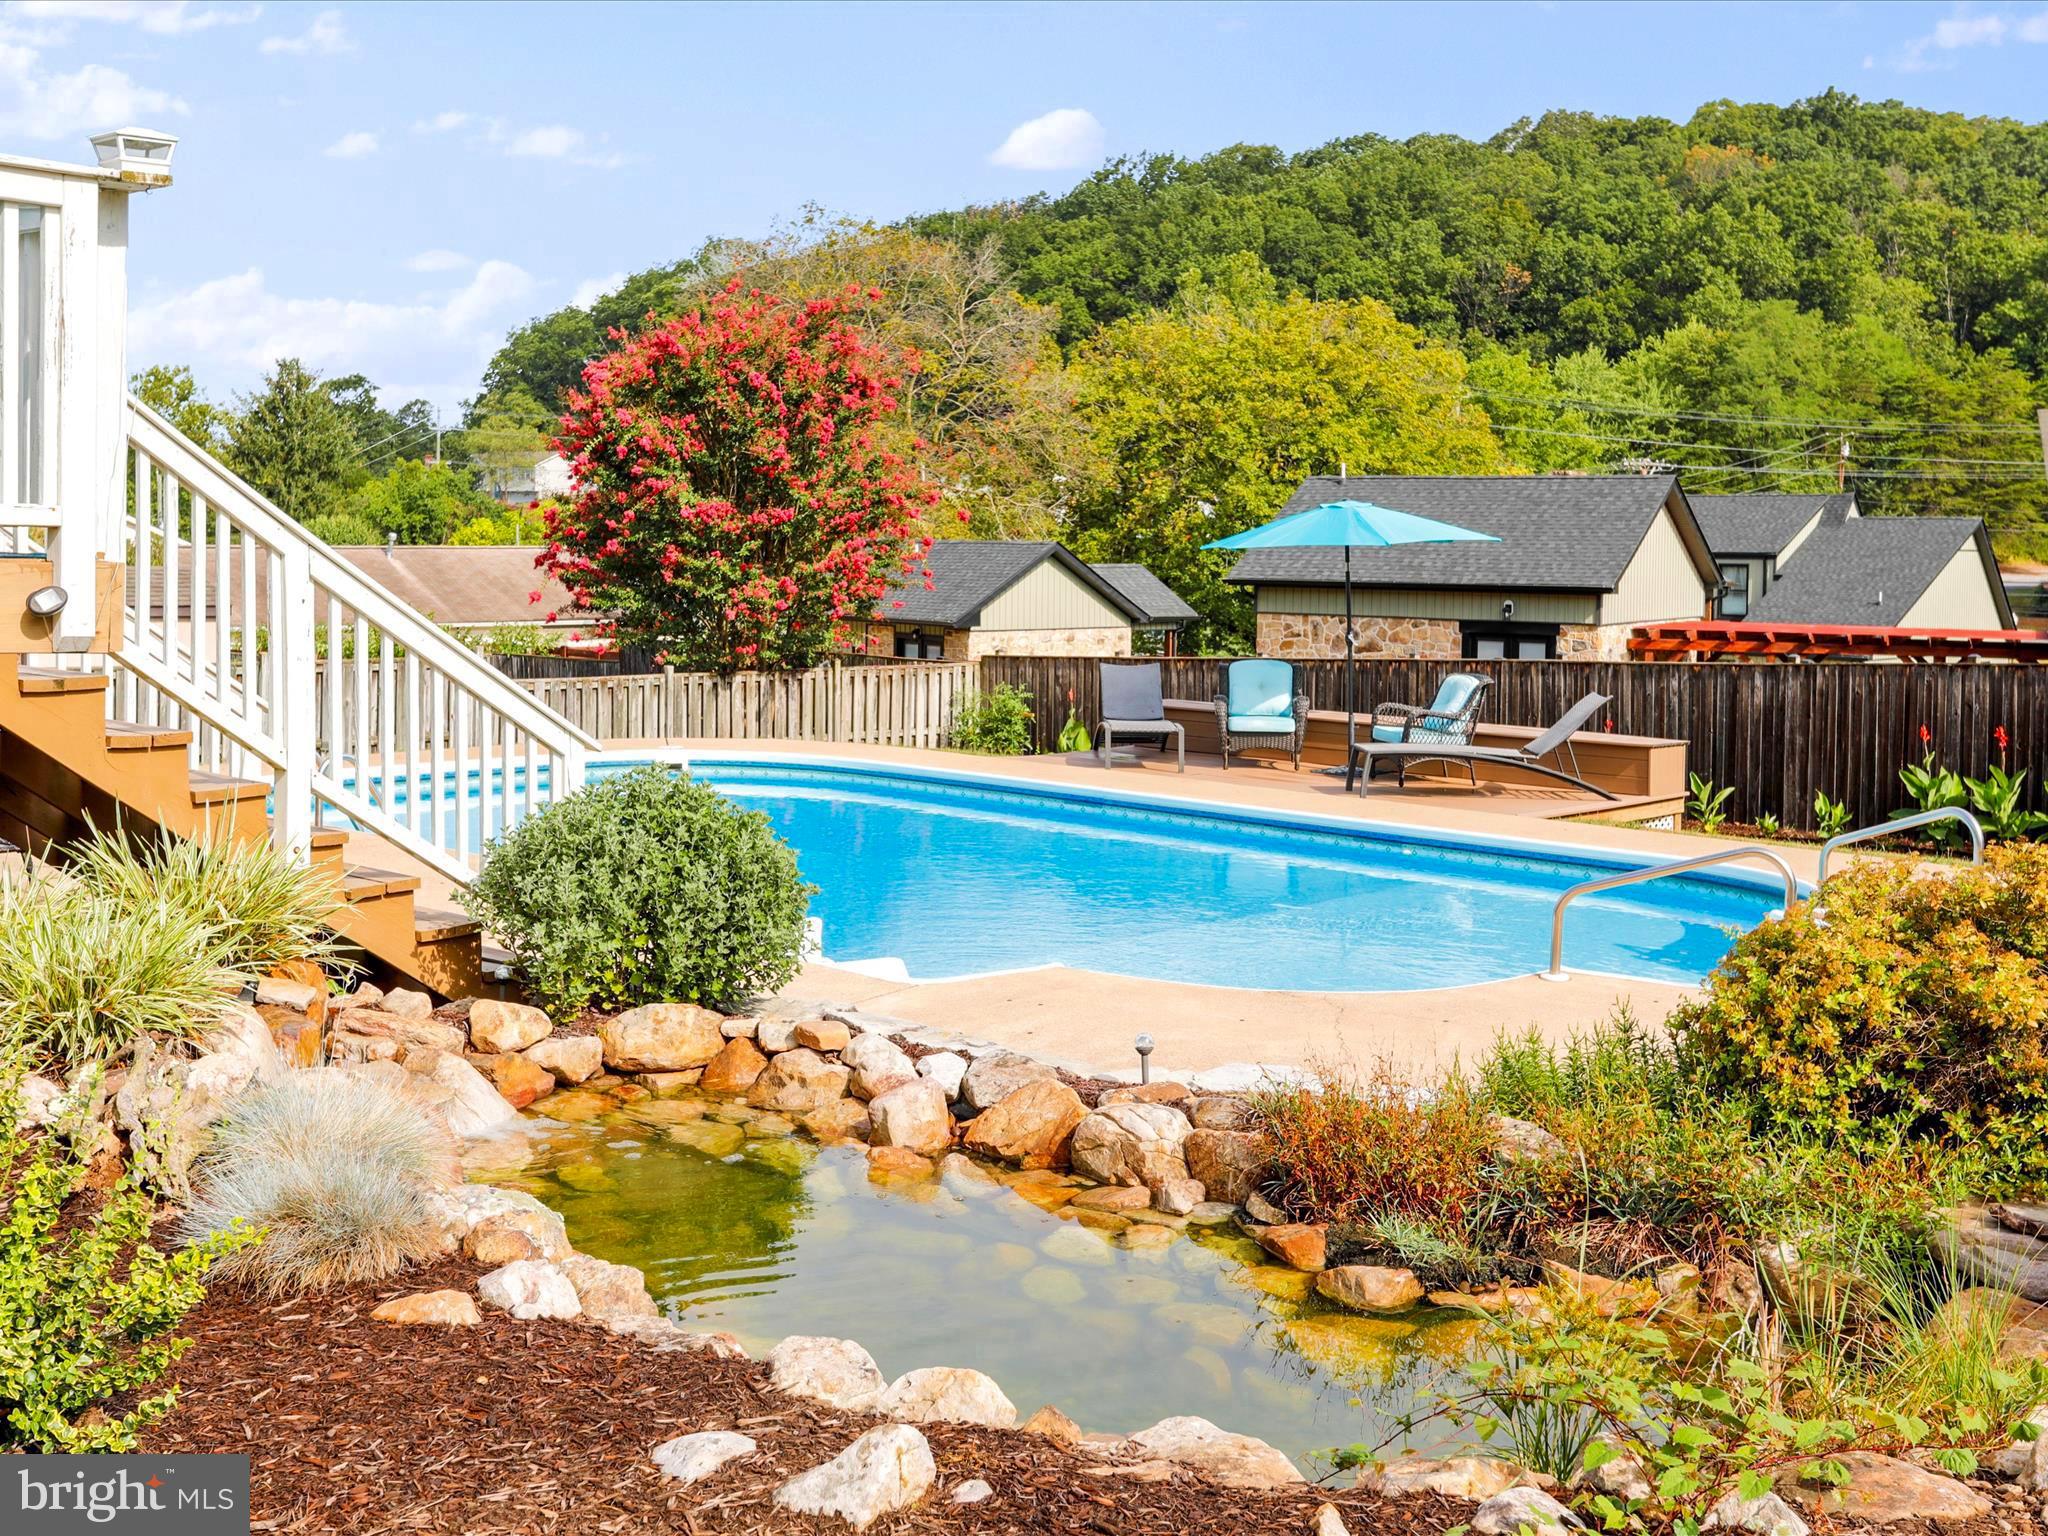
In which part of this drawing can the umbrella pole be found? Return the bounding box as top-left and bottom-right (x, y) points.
(1343, 545), (1357, 790)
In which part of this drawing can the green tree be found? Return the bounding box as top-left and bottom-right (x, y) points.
(326, 373), (436, 481)
(1065, 255), (1508, 649)
(225, 359), (358, 524)
(130, 364), (233, 455)
(341, 459), (495, 545)
(449, 388), (551, 504)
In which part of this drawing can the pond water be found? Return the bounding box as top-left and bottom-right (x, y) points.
(475, 1091), (1481, 1471)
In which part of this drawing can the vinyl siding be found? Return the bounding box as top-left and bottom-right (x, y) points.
(1601, 506), (1713, 626)
(1252, 583), (1598, 624)
(976, 560), (1131, 631)
(1899, 544), (2007, 630)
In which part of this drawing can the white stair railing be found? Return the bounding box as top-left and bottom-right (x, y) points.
(116, 393), (599, 885)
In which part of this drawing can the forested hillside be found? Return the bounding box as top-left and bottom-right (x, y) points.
(475, 92), (2048, 644)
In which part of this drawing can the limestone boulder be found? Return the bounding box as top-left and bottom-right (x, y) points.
(483, 1052), (556, 1109)
(950, 1479), (993, 1505)
(1185, 1128), (1268, 1206)
(872, 1366), (1017, 1428)
(477, 1260), (580, 1320)
(371, 1290), (480, 1326)
(599, 1003), (725, 1072)
(962, 1080), (1087, 1170)
(1153, 1177), (1205, 1216)
(1990, 1406), (2048, 1491)
(464, 1204), (571, 1263)
(1123, 1415), (1303, 1490)
(700, 1036), (771, 1094)
(917, 1050), (968, 1101)
(960, 1051), (1057, 1113)
(756, 1018), (802, 1053)
(1776, 1452), (1992, 1522)
(1704, 1490), (1810, 1536)
(842, 1034), (916, 1101)
(799, 1099), (872, 1142)
(1492, 1114), (1566, 1162)
(765, 1335), (886, 1410)
(747, 1049), (851, 1114)
(1020, 1405), (1082, 1443)
(255, 974), (320, 1014)
(335, 1006), (467, 1056)
(16, 1074), (63, 1130)
(1255, 1223), (1327, 1272)
(773, 1424), (936, 1530)
(395, 1048), (520, 1138)
(470, 999), (552, 1054)
(795, 1019), (851, 1052)
(1102, 1081), (1192, 1108)
(423, 1181), (560, 1252)
(201, 1002), (285, 1081)
(1316, 1265), (1425, 1313)
(383, 987), (433, 1019)
(1375, 1457), (1533, 1499)
(561, 1254), (658, 1324)
(1936, 1205), (2048, 1301)
(1188, 1094), (1251, 1131)
(1070, 1102), (1191, 1187)
(867, 1078), (952, 1154)
(526, 1035), (603, 1085)
(652, 1431), (756, 1486)
(1472, 1487), (1576, 1535)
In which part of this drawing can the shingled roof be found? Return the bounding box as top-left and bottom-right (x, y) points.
(877, 541), (1151, 628)
(1224, 475), (1716, 592)
(1689, 493), (1849, 557)
(1746, 506), (2013, 627)
(1091, 563), (1199, 626)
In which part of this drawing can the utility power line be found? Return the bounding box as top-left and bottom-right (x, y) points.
(1490, 420), (2045, 474)
(1462, 386), (2044, 436)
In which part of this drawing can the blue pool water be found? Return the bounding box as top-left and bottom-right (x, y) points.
(674, 759), (1776, 990)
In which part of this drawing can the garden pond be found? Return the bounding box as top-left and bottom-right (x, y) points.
(473, 1089), (1483, 1470)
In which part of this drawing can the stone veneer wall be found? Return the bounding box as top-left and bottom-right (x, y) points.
(1555, 622), (1638, 660)
(964, 626), (1133, 659)
(1256, 612), (1461, 661)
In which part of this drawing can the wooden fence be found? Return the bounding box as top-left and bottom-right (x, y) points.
(980, 654), (2048, 832)
(513, 661), (976, 748)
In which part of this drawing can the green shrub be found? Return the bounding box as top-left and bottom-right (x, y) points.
(950, 684), (1034, 755)
(300, 509), (381, 545)
(69, 824), (344, 976)
(1, 1072), (252, 1450)
(179, 1071), (453, 1294)
(0, 878), (238, 1065)
(1671, 845), (2048, 1183)
(465, 764), (812, 1014)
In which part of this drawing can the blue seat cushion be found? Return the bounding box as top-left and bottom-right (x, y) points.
(1227, 714), (1292, 735)
(1430, 674), (1486, 714)
(1370, 722), (1406, 743)
(1226, 660), (1294, 719)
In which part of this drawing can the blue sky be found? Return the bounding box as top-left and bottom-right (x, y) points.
(2, 0), (2043, 418)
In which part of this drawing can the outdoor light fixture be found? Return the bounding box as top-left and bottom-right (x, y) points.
(1134, 1032), (1155, 1084)
(87, 127), (177, 188)
(25, 584), (66, 618)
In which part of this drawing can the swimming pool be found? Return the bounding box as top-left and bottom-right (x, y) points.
(640, 756), (1781, 989)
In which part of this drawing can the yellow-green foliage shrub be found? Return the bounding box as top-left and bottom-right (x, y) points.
(1672, 846), (2048, 1182)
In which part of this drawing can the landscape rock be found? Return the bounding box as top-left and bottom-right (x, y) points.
(1244, 1190), (1288, 1225)
(960, 1050), (1057, 1113)
(370, 1290), (480, 1327)
(800, 1099), (873, 1142)
(1185, 1127), (1268, 1205)
(607, 1314), (748, 1357)
(1020, 1405), (1082, 1443)
(652, 1431), (756, 1486)
(561, 1254), (658, 1324)
(1375, 1457), (1533, 1499)
(483, 1051), (556, 1109)
(600, 1003), (726, 1073)
(700, 1036), (771, 1094)
(1313, 1503), (1350, 1536)
(721, 1017), (758, 1040)
(334, 1006), (466, 1055)
(347, 981), (386, 1010)
(422, 1182), (561, 1250)
(255, 974), (320, 1014)
(773, 1423), (936, 1530)
(1990, 1406), (2048, 1491)
(961, 1080), (1087, 1169)
(1492, 1114), (1566, 1162)
(747, 1048), (851, 1114)
(873, 1366), (1017, 1428)
(756, 1018), (802, 1053)
(1473, 1487), (1576, 1535)
(1153, 1178), (1206, 1216)
(1315, 1265), (1425, 1313)
(1705, 1490), (1810, 1536)
(1776, 1452), (1993, 1522)
(477, 1260), (580, 1321)
(795, 1019), (851, 1052)
(463, 1223), (543, 1266)
(464, 1204), (571, 1262)
(1071, 1185), (1153, 1212)
(1070, 1101), (1192, 1187)
(525, 1035), (604, 1084)
(383, 987), (433, 1019)
(1572, 1444), (1652, 1501)
(917, 1051), (968, 1100)
(1992, 1201), (2048, 1238)
(1189, 1094), (1252, 1131)
(16, 1074), (63, 1129)
(842, 1034), (917, 1100)
(1256, 1223), (1327, 1272)
(1936, 1205), (2048, 1301)
(866, 1145), (935, 1180)
(950, 1479), (993, 1505)
(469, 999), (552, 1054)
(635, 1069), (702, 1092)
(1539, 1260), (1660, 1317)
(867, 1078), (953, 1154)
(1103, 1081), (1193, 1107)
(1123, 1415), (1303, 1490)
(766, 1335), (886, 1410)
(399, 1048), (520, 1137)
(201, 1002), (285, 1080)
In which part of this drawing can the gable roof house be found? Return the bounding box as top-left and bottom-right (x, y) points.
(1227, 475), (1719, 662)
(860, 541), (1195, 660)
(1689, 492), (2013, 631)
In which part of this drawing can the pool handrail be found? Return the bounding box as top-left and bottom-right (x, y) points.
(1539, 844), (1800, 982)
(1816, 807), (1984, 882)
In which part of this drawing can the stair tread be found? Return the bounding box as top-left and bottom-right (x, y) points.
(412, 904), (481, 942)
(342, 864), (421, 898)
(104, 720), (193, 749)
(17, 666), (109, 694)
(187, 771), (268, 804)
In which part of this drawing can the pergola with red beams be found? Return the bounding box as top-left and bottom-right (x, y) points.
(1630, 621), (2048, 662)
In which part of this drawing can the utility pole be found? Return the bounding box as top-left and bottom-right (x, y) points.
(2038, 408), (2046, 479)
(1837, 434), (1850, 491)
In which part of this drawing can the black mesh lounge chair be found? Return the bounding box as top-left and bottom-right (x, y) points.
(1095, 661), (1184, 771)
(1351, 691), (1615, 799)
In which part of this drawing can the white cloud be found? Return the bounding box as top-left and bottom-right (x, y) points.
(1896, 6), (2048, 69)
(405, 248), (470, 273)
(988, 107), (1104, 172)
(414, 112), (625, 168)
(570, 272), (625, 310)
(16, 1), (259, 32)
(260, 7), (348, 54)
(322, 129), (376, 159)
(413, 109), (468, 133)
(130, 259), (538, 411)
(0, 29), (185, 140)
(507, 123), (580, 159)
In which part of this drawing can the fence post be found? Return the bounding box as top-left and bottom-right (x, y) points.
(662, 665), (677, 740)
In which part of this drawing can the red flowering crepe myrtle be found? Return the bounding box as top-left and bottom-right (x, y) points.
(538, 280), (940, 671)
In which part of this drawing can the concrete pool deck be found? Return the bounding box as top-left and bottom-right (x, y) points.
(354, 739), (1830, 1080)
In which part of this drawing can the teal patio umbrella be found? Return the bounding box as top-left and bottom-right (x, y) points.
(1203, 499), (1501, 759)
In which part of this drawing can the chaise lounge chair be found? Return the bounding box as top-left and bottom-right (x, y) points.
(1212, 659), (1310, 770)
(1350, 691), (1616, 799)
(1346, 672), (1493, 790)
(1096, 661), (1184, 771)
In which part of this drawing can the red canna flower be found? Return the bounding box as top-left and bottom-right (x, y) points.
(1919, 723), (1932, 749)
(1995, 725), (2010, 754)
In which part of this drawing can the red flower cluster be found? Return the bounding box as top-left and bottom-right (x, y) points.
(536, 279), (937, 672)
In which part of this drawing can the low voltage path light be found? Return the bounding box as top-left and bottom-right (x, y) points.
(1134, 1033), (1155, 1084)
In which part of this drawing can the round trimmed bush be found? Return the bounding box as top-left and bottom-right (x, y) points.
(466, 765), (812, 1015)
